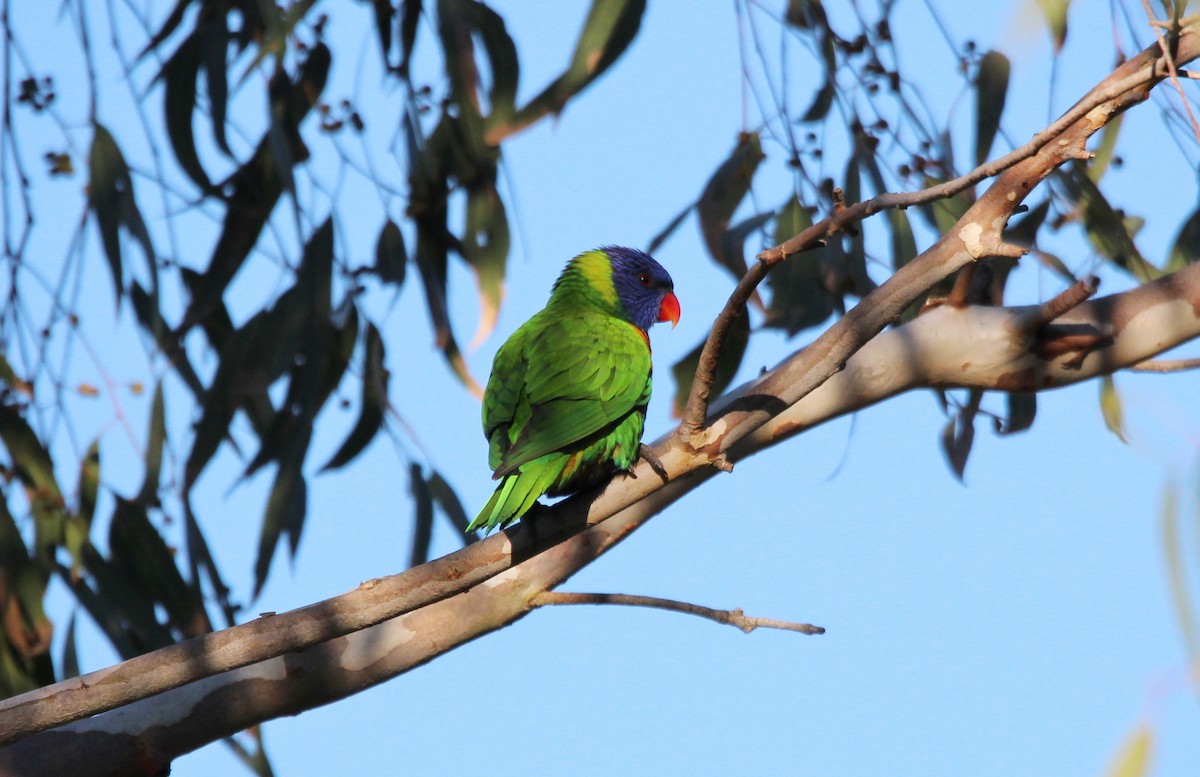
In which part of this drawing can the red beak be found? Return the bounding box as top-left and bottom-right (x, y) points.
(657, 292), (680, 328)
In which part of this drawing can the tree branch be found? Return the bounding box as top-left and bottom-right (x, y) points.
(676, 29), (1190, 438)
(9, 257), (1200, 774)
(529, 591), (825, 635)
(4, 20), (1200, 765)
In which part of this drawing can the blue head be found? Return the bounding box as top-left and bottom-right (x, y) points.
(603, 246), (680, 331)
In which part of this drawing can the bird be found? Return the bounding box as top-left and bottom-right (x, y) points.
(468, 246), (680, 533)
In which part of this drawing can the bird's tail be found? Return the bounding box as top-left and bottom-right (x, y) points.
(468, 467), (557, 534)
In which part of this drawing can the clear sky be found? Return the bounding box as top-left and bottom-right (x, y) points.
(7, 1), (1200, 775)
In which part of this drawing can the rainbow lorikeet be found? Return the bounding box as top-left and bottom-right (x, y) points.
(468, 246), (681, 533)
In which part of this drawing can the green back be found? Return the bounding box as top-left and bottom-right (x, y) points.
(482, 306), (652, 480)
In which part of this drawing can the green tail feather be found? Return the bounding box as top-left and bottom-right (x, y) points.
(468, 466), (557, 533)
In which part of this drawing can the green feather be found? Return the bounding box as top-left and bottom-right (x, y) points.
(469, 251), (654, 533)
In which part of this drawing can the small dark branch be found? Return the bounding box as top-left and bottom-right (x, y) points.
(945, 265), (977, 309)
(530, 591), (825, 635)
(1037, 331), (1112, 367)
(1012, 276), (1100, 333)
(680, 62), (1162, 439)
(1128, 357), (1200, 373)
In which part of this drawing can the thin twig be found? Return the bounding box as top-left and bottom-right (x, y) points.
(1128, 357), (1200, 372)
(1143, 1), (1200, 145)
(678, 63), (1165, 437)
(530, 591), (824, 635)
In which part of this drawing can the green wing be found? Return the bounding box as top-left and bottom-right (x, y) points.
(483, 310), (651, 480)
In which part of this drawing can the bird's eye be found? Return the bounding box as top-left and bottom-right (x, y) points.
(637, 272), (652, 287)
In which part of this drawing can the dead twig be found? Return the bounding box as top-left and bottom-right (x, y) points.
(1128, 357), (1200, 372)
(530, 591), (824, 635)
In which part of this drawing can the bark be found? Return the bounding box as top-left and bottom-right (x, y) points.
(1, 19), (1198, 777)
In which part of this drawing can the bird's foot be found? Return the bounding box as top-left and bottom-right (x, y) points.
(633, 443), (669, 484)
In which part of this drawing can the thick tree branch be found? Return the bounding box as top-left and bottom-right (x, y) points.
(529, 591), (825, 635)
(4, 22), (1200, 768)
(8, 256), (1200, 774)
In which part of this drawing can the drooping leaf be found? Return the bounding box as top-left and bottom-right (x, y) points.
(1034, 0), (1071, 53)
(61, 612), (80, 680)
(1103, 725), (1153, 777)
(801, 80), (836, 123)
(428, 471), (472, 539)
(841, 156), (871, 295)
(0, 489), (30, 569)
(0, 405), (65, 562)
(81, 541), (175, 654)
(997, 392), (1036, 435)
(322, 323), (389, 472)
(940, 391), (982, 481)
(161, 33), (212, 191)
(88, 123), (150, 303)
(76, 440), (99, 528)
(398, 0), (424, 75)
(139, 382), (166, 506)
(130, 283), (203, 396)
(798, 17), (837, 122)
(0, 492), (52, 686)
(370, 0), (395, 65)
(138, 0), (197, 58)
(68, 440), (100, 576)
(109, 498), (209, 639)
(1060, 165), (1160, 281)
(785, 0), (828, 28)
(254, 450), (308, 598)
(179, 43), (330, 334)
(1099, 374), (1127, 443)
(720, 210), (774, 288)
(974, 50), (1010, 166)
(0, 354), (32, 397)
(698, 133), (765, 280)
(436, 0), (486, 152)
(918, 175), (975, 236)
(61, 558), (137, 659)
(238, 0), (317, 84)
(409, 464), (434, 568)
(1030, 247), (1076, 283)
(764, 196), (835, 335)
(243, 220), (338, 479)
(940, 416), (971, 481)
(472, 1), (519, 130)
(1161, 484), (1200, 661)
(200, 15), (232, 156)
(672, 305), (751, 417)
(185, 499), (237, 628)
(1088, 112), (1123, 183)
(1167, 202), (1200, 272)
(888, 208), (918, 270)
(375, 219), (408, 286)
(462, 178), (510, 348)
(503, 0), (646, 137)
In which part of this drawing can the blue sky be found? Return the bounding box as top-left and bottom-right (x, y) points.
(6, 0), (1200, 775)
